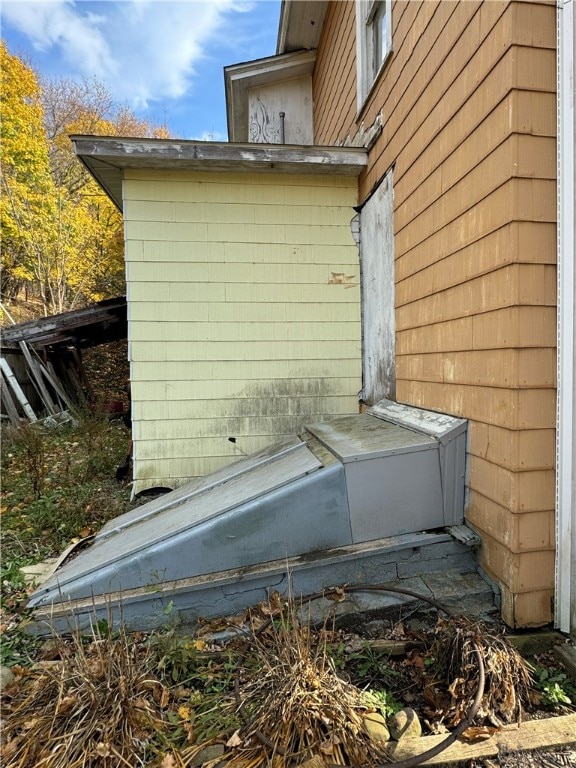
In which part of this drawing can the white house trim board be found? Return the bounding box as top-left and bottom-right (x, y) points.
(356, 0), (393, 113)
(556, 0), (575, 634)
(359, 170), (395, 404)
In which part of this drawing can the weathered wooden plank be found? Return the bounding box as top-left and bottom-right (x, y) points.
(38, 361), (75, 411)
(1, 301), (126, 347)
(363, 639), (423, 656)
(554, 644), (576, 684)
(19, 342), (58, 415)
(360, 631), (564, 660)
(386, 714), (576, 765)
(72, 136), (368, 174)
(70, 348), (94, 400)
(0, 367), (21, 424)
(0, 357), (37, 422)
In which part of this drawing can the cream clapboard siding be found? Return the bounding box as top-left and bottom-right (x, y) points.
(313, 0), (557, 626)
(123, 170), (361, 493)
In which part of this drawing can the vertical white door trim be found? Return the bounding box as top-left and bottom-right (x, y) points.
(359, 170), (395, 404)
(555, 0), (575, 634)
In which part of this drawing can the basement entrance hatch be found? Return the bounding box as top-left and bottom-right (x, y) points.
(27, 399), (469, 633)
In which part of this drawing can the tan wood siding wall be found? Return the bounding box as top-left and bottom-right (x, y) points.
(314, 0), (356, 144)
(123, 170), (361, 494)
(313, 0), (557, 626)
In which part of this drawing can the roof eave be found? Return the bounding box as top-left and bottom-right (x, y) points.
(71, 135), (367, 211)
(277, 1), (328, 54)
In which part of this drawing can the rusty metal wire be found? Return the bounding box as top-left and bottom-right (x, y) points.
(305, 583), (487, 768)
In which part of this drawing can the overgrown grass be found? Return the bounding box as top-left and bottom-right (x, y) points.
(2, 415), (131, 558)
(1, 414), (132, 666)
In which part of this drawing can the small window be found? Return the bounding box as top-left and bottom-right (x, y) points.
(356, 0), (392, 112)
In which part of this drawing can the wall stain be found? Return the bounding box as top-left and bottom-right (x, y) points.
(329, 271), (358, 288)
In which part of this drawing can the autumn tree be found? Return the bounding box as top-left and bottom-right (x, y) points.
(38, 75), (169, 307)
(1, 44), (169, 316)
(42, 76), (168, 195)
(0, 41), (55, 306)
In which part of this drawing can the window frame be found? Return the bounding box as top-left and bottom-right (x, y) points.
(356, 0), (392, 114)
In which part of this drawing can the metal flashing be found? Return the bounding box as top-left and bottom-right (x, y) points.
(306, 413), (436, 463)
(28, 401), (468, 631)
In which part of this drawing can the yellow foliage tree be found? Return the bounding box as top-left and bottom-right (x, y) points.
(1, 45), (169, 317)
(1, 41), (56, 308)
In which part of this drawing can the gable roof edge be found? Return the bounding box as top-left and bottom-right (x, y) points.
(225, 50), (316, 142)
(277, 1), (328, 54)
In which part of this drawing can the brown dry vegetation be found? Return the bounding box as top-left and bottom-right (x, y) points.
(0, 344), (574, 767)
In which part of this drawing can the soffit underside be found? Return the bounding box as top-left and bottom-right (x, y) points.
(277, 1), (328, 53)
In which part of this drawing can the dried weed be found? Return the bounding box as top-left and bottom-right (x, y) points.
(428, 616), (533, 728)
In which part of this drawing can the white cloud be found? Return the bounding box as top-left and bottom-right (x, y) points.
(2, 0), (116, 79)
(1, 0), (245, 107)
(106, 1), (239, 108)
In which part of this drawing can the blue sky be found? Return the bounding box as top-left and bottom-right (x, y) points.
(1, 0), (281, 140)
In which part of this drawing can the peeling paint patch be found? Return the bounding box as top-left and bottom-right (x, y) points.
(329, 271), (358, 287)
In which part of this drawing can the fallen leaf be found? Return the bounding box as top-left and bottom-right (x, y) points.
(197, 619), (228, 635)
(460, 726), (499, 743)
(225, 611), (248, 627)
(320, 736), (341, 754)
(391, 621), (406, 639)
(56, 695), (77, 715)
(226, 729), (243, 747)
(326, 586), (346, 603)
(161, 753), (177, 768)
(1, 738), (20, 760)
(86, 659), (105, 679)
(403, 692), (416, 703)
(133, 697), (152, 711)
(172, 685), (191, 699)
(405, 652), (426, 670)
(425, 720), (449, 735)
(259, 591), (283, 616)
(160, 687), (170, 709)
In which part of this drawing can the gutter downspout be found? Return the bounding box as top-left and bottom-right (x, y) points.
(555, 0), (575, 634)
